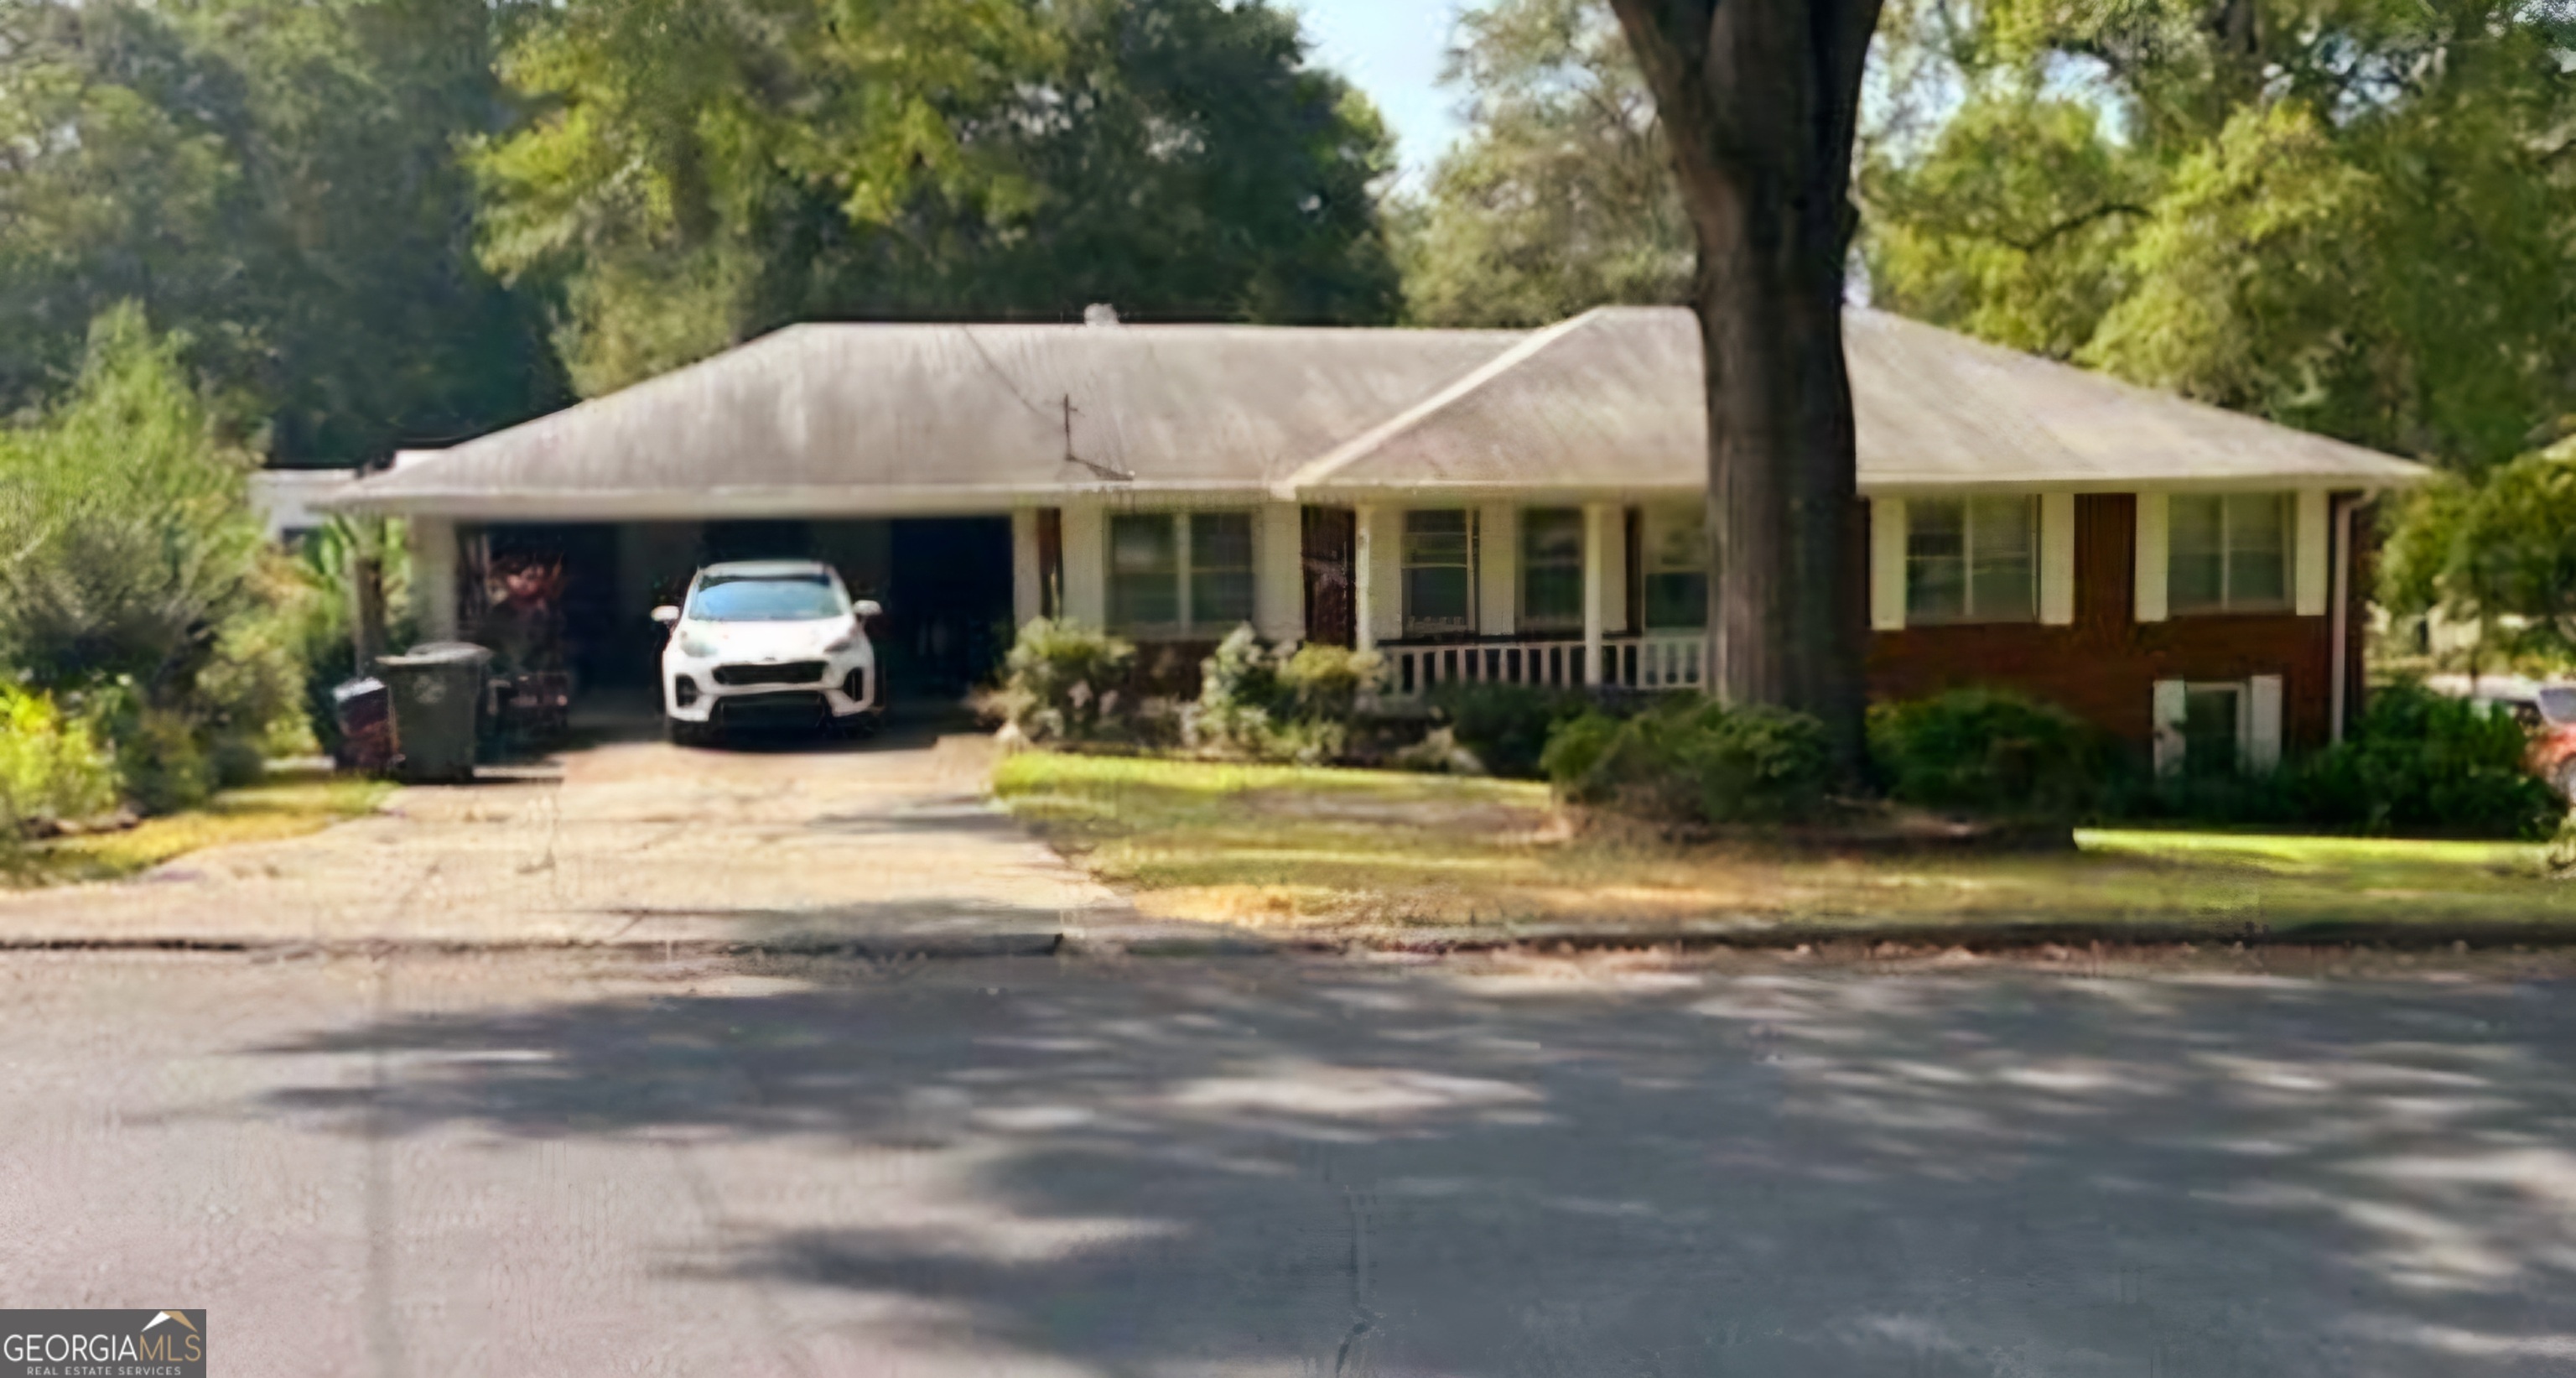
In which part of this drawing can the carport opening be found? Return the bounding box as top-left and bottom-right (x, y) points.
(458, 517), (1015, 716)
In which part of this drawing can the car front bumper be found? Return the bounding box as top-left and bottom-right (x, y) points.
(662, 658), (877, 725)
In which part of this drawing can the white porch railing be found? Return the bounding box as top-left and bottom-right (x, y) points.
(1381, 635), (1706, 697)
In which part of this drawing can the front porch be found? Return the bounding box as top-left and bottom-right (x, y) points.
(1009, 497), (1712, 698)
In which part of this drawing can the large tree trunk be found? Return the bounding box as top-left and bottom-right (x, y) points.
(1607, 0), (1882, 772)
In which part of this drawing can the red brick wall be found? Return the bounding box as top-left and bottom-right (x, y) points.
(1863, 493), (2339, 753)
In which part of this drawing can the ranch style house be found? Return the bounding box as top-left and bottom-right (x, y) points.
(322, 304), (2427, 772)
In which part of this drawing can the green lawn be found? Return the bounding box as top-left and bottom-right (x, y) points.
(7, 769), (395, 887)
(995, 751), (2576, 939)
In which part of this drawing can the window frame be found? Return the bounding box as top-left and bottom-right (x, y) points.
(2168, 491), (2293, 616)
(1640, 503), (1708, 633)
(1401, 508), (1478, 639)
(1104, 509), (1257, 637)
(1518, 507), (1586, 632)
(1904, 496), (2038, 625)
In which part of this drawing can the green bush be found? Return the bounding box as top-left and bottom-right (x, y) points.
(1190, 629), (1384, 764)
(999, 618), (1135, 744)
(1430, 682), (1594, 779)
(1538, 710), (1623, 788)
(2297, 681), (2560, 839)
(0, 684), (121, 838)
(1550, 695), (1836, 826)
(1277, 642), (1378, 724)
(1869, 689), (2105, 820)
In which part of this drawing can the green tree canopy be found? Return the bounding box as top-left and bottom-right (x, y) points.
(0, 0), (566, 466)
(1862, 0), (2576, 469)
(1397, 0), (1692, 327)
(475, 0), (1405, 397)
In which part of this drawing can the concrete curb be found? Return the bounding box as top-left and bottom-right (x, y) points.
(7, 918), (2574, 962)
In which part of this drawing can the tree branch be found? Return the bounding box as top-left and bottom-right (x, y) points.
(1997, 200), (2153, 253)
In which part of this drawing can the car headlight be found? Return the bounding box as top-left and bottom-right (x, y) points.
(823, 633), (856, 653)
(678, 632), (719, 658)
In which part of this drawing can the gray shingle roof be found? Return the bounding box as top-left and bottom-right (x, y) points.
(331, 307), (2423, 517)
(1295, 307), (2428, 497)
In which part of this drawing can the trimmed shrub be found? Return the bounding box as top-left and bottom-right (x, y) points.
(1190, 629), (1384, 764)
(1869, 689), (2104, 820)
(1550, 695), (1836, 826)
(1430, 682), (1594, 779)
(0, 684), (120, 838)
(2298, 681), (2560, 839)
(999, 619), (1135, 744)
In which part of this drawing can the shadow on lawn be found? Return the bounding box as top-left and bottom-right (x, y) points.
(251, 956), (2576, 1375)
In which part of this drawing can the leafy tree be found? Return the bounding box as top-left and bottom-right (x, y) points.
(0, 304), (265, 699)
(1863, 0), (2576, 469)
(1398, 0), (1690, 326)
(2397, 439), (2576, 657)
(1604, 0), (1884, 769)
(475, 0), (1404, 397)
(0, 0), (565, 466)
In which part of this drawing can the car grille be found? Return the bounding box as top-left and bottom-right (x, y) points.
(712, 661), (827, 687)
(713, 691), (828, 725)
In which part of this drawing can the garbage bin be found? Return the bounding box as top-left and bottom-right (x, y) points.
(375, 642), (494, 783)
(330, 676), (395, 774)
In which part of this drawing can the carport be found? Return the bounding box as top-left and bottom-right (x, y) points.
(439, 517), (1011, 702)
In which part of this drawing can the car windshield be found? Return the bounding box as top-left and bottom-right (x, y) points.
(2540, 688), (2576, 725)
(688, 575), (845, 622)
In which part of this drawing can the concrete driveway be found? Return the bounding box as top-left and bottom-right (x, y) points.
(0, 715), (1130, 951)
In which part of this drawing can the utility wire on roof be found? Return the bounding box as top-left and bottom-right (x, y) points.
(957, 325), (1133, 482)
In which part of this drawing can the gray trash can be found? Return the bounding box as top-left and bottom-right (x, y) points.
(375, 642), (494, 783)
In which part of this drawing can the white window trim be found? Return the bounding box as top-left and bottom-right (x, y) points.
(2163, 490), (2298, 617)
(2152, 675), (2284, 777)
(1104, 509), (1258, 638)
(1870, 498), (1907, 631)
(1516, 505), (1588, 634)
(2039, 492), (2076, 626)
(1400, 507), (1479, 639)
(1903, 495), (2040, 626)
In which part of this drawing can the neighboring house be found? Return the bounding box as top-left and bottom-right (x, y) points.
(324, 306), (2426, 768)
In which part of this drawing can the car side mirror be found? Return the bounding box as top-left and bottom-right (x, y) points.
(651, 606), (680, 626)
(853, 600), (882, 620)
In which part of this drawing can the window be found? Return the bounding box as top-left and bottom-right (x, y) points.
(2169, 493), (2289, 613)
(1106, 511), (1254, 634)
(1906, 497), (2035, 623)
(1188, 512), (1255, 628)
(1642, 506), (1707, 631)
(1403, 509), (1475, 637)
(1520, 508), (1584, 630)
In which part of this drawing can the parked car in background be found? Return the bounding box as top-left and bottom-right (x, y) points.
(2424, 673), (2576, 798)
(654, 560), (882, 746)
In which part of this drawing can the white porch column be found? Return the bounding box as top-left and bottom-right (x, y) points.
(409, 516), (459, 642)
(1353, 504), (1379, 652)
(2134, 492), (2170, 623)
(1061, 502), (1106, 627)
(1010, 509), (1043, 630)
(1581, 502), (1612, 684)
(1477, 503), (1518, 637)
(1255, 502), (1305, 643)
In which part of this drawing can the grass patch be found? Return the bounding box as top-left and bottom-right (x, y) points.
(7, 768), (395, 887)
(995, 751), (2576, 938)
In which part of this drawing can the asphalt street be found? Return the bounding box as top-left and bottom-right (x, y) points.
(5, 946), (2575, 1375)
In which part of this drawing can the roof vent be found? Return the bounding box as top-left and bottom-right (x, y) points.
(1083, 303), (1120, 328)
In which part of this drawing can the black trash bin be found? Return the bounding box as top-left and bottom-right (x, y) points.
(375, 642), (494, 783)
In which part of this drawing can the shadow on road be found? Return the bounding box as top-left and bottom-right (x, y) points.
(248, 956), (2576, 1374)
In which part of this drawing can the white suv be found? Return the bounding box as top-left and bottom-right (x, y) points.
(654, 560), (882, 745)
